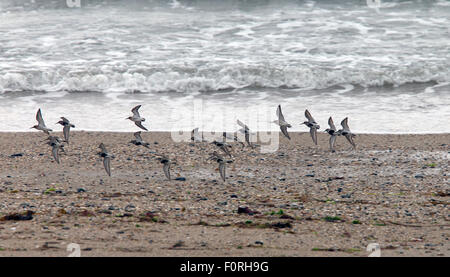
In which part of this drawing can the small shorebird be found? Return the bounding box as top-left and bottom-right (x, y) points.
(46, 136), (65, 164)
(208, 151), (230, 182)
(98, 143), (113, 177)
(31, 108), (52, 134)
(56, 117), (75, 144)
(324, 116), (339, 152)
(211, 140), (233, 158)
(126, 105), (148, 131)
(337, 117), (356, 150)
(130, 131), (150, 148)
(272, 105), (292, 140)
(301, 109), (320, 145)
(237, 119), (253, 148)
(156, 155), (173, 180)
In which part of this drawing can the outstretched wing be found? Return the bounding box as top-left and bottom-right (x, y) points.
(135, 121), (148, 131)
(103, 156), (111, 177)
(328, 117), (337, 131)
(276, 105), (286, 122)
(36, 109), (46, 126)
(280, 125), (291, 140)
(52, 146), (60, 164)
(310, 128), (318, 145)
(131, 105), (142, 117)
(63, 125), (70, 144)
(163, 163), (171, 180)
(99, 143), (107, 153)
(219, 162), (226, 181)
(134, 131), (143, 142)
(345, 134), (356, 149)
(330, 135), (337, 151)
(341, 117), (350, 131)
(305, 109), (316, 123)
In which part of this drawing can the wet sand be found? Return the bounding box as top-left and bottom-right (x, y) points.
(0, 131), (448, 256)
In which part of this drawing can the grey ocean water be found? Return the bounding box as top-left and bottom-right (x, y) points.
(0, 0), (449, 133)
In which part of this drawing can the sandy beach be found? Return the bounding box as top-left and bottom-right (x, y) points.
(0, 131), (448, 257)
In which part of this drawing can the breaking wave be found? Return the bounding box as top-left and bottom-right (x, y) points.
(1, 63), (449, 94)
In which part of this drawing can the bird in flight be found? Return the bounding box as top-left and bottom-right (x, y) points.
(127, 105), (148, 131)
(337, 117), (356, 150)
(156, 155), (173, 181)
(56, 117), (75, 144)
(272, 105), (292, 140)
(208, 151), (231, 182)
(31, 108), (52, 134)
(46, 136), (65, 164)
(301, 109), (320, 145)
(324, 116), (339, 152)
(129, 131), (150, 148)
(98, 143), (113, 177)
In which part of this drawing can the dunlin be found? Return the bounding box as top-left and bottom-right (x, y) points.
(130, 131), (150, 148)
(301, 109), (320, 145)
(98, 143), (113, 177)
(127, 105), (148, 131)
(337, 117), (356, 150)
(56, 117), (75, 144)
(31, 108), (52, 134)
(272, 105), (292, 140)
(324, 116), (339, 152)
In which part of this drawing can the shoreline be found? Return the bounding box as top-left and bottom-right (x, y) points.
(0, 132), (448, 256)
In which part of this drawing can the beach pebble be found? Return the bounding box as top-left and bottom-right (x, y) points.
(291, 203), (304, 209)
(237, 206), (258, 215)
(19, 203), (32, 208)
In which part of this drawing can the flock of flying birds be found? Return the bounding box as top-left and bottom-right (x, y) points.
(30, 104), (357, 181)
